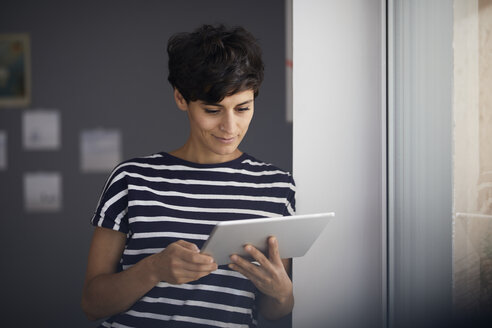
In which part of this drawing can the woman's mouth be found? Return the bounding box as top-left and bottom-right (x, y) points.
(214, 135), (236, 144)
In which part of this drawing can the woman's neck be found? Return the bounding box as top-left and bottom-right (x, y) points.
(169, 142), (243, 165)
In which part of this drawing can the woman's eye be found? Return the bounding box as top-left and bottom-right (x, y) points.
(204, 108), (220, 114)
(237, 107), (250, 112)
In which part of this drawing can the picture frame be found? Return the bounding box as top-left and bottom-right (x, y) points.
(0, 33), (31, 108)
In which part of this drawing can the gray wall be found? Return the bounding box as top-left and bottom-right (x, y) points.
(0, 1), (291, 327)
(292, 1), (384, 327)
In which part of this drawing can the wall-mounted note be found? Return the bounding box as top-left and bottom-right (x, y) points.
(81, 128), (122, 173)
(24, 172), (62, 212)
(23, 109), (61, 150)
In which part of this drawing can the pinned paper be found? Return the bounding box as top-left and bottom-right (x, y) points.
(81, 129), (122, 172)
(23, 110), (61, 150)
(0, 131), (6, 170)
(24, 172), (62, 212)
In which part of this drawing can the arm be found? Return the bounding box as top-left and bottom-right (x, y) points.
(81, 226), (217, 321)
(228, 237), (294, 320)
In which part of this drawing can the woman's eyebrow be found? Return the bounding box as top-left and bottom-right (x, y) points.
(202, 99), (254, 107)
(236, 99), (254, 106)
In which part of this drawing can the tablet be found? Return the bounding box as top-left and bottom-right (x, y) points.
(200, 212), (335, 265)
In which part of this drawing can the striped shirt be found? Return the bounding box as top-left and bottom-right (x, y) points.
(91, 152), (296, 328)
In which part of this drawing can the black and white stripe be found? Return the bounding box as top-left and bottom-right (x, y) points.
(92, 152), (296, 328)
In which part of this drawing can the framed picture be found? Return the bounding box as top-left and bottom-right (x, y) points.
(0, 34), (31, 108)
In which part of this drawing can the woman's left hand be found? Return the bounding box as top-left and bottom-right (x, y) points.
(228, 236), (293, 305)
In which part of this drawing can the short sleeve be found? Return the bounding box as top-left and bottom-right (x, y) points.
(283, 175), (296, 216)
(91, 165), (130, 233)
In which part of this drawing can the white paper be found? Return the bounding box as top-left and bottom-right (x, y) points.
(0, 131), (6, 170)
(81, 129), (122, 172)
(23, 110), (61, 150)
(24, 172), (62, 212)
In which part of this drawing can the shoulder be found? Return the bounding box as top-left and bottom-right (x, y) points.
(120, 152), (169, 167)
(100, 152), (170, 189)
(109, 152), (170, 174)
(240, 154), (292, 174)
(241, 154), (297, 215)
(239, 154), (295, 184)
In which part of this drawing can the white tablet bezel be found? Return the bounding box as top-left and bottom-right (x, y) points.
(200, 212), (335, 265)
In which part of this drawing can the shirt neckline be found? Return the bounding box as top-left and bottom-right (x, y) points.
(159, 152), (249, 168)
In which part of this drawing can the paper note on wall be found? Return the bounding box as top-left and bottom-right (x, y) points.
(23, 110), (61, 150)
(24, 172), (62, 212)
(0, 131), (6, 170)
(81, 129), (122, 172)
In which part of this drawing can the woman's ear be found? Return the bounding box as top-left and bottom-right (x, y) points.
(174, 88), (189, 111)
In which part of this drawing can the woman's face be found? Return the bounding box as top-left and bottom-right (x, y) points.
(176, 89), (255, 163)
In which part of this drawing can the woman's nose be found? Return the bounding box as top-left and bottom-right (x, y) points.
(219, 113), (235, 133)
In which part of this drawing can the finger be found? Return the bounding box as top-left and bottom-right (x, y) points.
(228, 261), (256, 282)
(181, 261), (218, 273)
(172, 241), (215, 264)
(244, 244), (275, 273)
(170, 266), (216, 284)
(171, 255), (217, 272)
(268, 236), (283, 266)
(182, 250), (216, 265)
(230, 253), (265, 278)
(228, 255), (263, 282)
(175, 240), (200, 252)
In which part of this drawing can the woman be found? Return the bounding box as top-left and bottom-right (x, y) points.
(81, 24), (296, 328)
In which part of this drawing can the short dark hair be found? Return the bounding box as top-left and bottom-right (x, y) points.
(167, 24), (264, 103)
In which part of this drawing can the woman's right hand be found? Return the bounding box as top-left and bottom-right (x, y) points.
(82, 228), (217, 321)
(148, 240), (218, 285)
